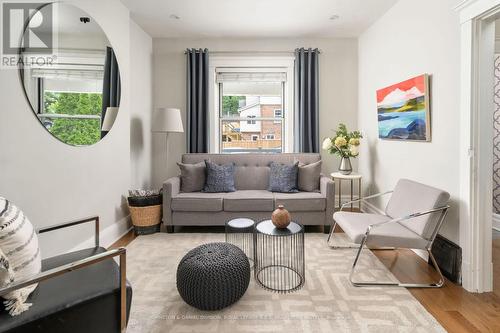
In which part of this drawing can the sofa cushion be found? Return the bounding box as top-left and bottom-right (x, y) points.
(223, 190), (274, 212)
(268, 162), (299, 193)
(203, 160), (236, 193)
(172, 193), (223, 212)
(182, 153), (321, 190)
(296, 160), (321, 192)
(274, 192), (326, 212)
(177, 162), (206, 192)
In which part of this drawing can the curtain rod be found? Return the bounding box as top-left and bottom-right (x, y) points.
(183, 49), (321, 55)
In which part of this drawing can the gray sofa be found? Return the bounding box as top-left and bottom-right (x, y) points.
(163, 153), (335, 232)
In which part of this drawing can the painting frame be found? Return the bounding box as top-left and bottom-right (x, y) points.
(376, 74), (431, 142)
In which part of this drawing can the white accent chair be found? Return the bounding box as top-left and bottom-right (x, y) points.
(327, 179), (450, 288)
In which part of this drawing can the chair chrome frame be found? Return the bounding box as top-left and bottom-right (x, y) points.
(0, 216), (128, 332)
(327, 191), (450, 288)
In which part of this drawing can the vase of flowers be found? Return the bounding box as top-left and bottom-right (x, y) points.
(322, 124), (362, 175)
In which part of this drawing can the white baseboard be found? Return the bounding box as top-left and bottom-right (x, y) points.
(69, 215), (132, 252)
(493, 213), (500, 231)
(360, 201), (428, 261)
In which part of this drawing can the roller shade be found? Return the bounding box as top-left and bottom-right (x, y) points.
(216, 72), (286, 83)
(31, 68), (103, 80)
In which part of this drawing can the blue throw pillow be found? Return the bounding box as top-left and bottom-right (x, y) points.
(268, 161), (299, 193)
(203, 160), (236, 193)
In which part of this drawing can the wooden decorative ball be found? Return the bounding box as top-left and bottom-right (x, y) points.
(272, 205), (291, 229)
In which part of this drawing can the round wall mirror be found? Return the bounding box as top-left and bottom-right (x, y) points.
(19, 3), (121, 146)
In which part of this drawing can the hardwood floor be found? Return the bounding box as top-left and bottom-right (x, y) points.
(110, 229), (500, 333)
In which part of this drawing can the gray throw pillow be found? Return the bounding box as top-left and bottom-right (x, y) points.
(268, 161), (299, 193)
(177, 162), (206, 192)
(203, 160), (236, 193)
(296, 160), (322, 192)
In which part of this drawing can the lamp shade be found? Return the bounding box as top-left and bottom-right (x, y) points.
(152, 108), (184, 133)
(101, 107), (119, 131)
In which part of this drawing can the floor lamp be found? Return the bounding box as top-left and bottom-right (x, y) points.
(152, 108), (184, 173)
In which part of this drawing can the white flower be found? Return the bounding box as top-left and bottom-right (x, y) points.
(322, 138), (333, 150)
(349, 145), (359, 157)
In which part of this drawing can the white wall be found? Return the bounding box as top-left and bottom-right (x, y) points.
(0, 0), (138, 257)
(152, 38), (358, 187)
(357, 0), (461, 243)
(130, 21), (153, 189)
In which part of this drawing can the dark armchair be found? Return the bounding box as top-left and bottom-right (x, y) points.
(0, 216), (132, 333)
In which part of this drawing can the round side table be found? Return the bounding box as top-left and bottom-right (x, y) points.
(331, 172), (362, 211)
(254, 220), (305, 293)
(225, 218), (255, 263)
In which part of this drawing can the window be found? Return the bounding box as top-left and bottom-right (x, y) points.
(217, 71), (286, 153)
(210, 56), (295, 153)
(21, 50), (107, 146)
(274, 109), (282, 123)
(41, 91), (102, 146)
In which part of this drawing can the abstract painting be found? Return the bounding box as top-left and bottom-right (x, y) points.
(377, 74), (430, 141)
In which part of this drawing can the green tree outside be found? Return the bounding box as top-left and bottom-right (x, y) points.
(44, 92), (102, 146)
(222, 96), (245, 116)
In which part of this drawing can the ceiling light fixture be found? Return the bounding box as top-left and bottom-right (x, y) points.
(169, 14), (180, 20)
(329, 15), (340, 20)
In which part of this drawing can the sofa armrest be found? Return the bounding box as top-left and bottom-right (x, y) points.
(320, 175), (335, 226)
(163, 176), (181, 226)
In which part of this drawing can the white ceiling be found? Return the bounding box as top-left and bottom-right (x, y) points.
(120, 0), (398, 38)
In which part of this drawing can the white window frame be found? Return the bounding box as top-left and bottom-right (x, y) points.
(264, 134), (275, 140)
(209, 55), (295, 153)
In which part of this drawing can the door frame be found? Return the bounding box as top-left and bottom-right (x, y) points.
(456, 0), (500, 292)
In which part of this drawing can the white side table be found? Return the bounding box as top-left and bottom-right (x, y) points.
(330, 172), (362, 211)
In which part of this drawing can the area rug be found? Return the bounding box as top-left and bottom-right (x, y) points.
(125, 233), (445, 333)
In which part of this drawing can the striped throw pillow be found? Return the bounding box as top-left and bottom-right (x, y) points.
(0, 197), (41, 316)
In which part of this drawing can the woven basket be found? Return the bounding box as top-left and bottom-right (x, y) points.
(129, 204), (161, 235)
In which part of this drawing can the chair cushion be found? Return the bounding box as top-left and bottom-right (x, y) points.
(333, 211), (428, 249)
(223, 191), (274, 212)
(385, 179), (450, 239)
(274, 192), (326, 211)
(0, 247), (132, 333)
(172, 193), (223, 212)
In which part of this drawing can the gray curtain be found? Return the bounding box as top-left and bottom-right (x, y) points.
(186, 48), (209, 153)
(294, 48), (319, 153)
(101, 46), (121, 138)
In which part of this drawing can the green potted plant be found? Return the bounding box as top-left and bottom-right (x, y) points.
(322, 124), (363, 175)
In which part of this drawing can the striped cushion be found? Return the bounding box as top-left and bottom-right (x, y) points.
(0, 197), (41, 316)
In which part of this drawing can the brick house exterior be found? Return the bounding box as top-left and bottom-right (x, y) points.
(240, 103), (282, 140)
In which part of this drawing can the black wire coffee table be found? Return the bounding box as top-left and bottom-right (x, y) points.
(254, 220), (305, 293)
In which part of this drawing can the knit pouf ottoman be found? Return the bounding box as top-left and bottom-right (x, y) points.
(176, 242), (250, 310)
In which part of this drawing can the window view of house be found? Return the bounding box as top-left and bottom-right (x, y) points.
(219, 78), (284, 153)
